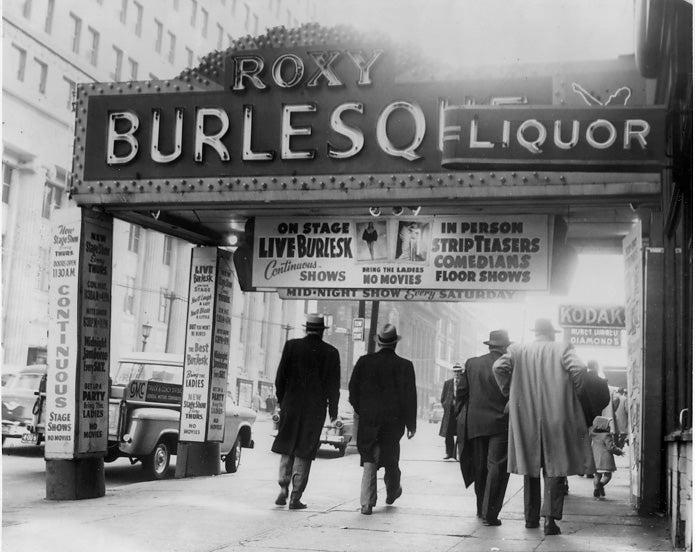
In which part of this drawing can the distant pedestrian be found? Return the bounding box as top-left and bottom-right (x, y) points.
(590, 415), (624, 498)
(439, 363), (463, 460)
(349, 324), (417, 515)
(613, 388), (629, 448)
(271, 313), (341, 510)
(493, 318), (594, 536)
(456, 330), (512, 526)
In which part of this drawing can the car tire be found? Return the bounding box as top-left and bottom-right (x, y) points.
(225, 437), (241, 473)
(143, 440), (171, 480)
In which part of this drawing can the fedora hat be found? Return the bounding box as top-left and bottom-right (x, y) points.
(532, 318), (560, 335)
(451, 362), (463, 372)
(303, 313), (328, 331)
(483, 329), (511, 347)
(375, 324), (401, 347)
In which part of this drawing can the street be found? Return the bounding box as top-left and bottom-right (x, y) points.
(2, 415), (672, 552)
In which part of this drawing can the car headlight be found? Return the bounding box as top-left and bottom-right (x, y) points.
(334, 419), (344, 430)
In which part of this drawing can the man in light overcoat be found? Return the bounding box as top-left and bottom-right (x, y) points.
(493, 318), (594, 536)
(271, 313), (341, 510)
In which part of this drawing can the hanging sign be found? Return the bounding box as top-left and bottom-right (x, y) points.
(252, 215), (550, 291)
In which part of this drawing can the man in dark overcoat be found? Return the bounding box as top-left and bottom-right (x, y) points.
(271, 313), (340, 510)
(439, 363), (463, 459)
(349, 324), (417, 515)
(456, 329), (511, 526)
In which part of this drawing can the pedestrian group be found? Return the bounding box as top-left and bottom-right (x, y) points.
(270, 313), (623, 536)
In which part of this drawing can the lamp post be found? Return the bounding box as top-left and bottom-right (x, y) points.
(281, 324), (292, 342)
(141, 321), (152, 351)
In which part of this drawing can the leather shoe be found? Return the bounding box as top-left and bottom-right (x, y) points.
(544, 518), (561, 535)
(288, 499), (307, 510)
(275, 487), (289, 506)
(360, 505), (373, 515)
(385, 486), (402, 505)
(525, 520), (540, 529)
(482, 518), (502, 526)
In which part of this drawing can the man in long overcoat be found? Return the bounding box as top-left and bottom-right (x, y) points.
(493, 318), (594, 536)
(439, 364), (462, 459)
(271, 313), (340, 510)
(349, 324), (417, 515)
(456, 329), (511, 526)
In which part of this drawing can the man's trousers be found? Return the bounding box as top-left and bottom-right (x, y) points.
(470, 432), (510, 521)
(523, 473), (566, 523)
(360, 444), (401, 508)
(278, 454), (312, 500)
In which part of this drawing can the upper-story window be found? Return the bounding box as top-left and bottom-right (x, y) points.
(34, 58), (48, 94)
(128, 224), (141, 253)
(11, 44), (27, 82)
(44, 0), (55, 34)
(185, 47), (194, 67)
(133, 2), (143, 36)
(216, 24), (223, 50)
(244, 3), (250, 30)
(87, 27), (99, 66)
(128, 58), (138, 80)
(154, 19), (163, 53)
(201, 8), (208, 37)
(3, 164), (14, 204)
(63, 77), (76, 111)
(227, 34), (233, 48)
(253, 14), (259, 35)
(231, 0), (237, 15)
(163, 235), (173, 265)
(22, 0), (32, 19)
(41, 182), (63, 219)
(167, 31), (176, 64)
(120, 0), (128, 24)
(190, 0), (197, 26)
(69, 13), (82, 54)
(111, 46), (123, 81)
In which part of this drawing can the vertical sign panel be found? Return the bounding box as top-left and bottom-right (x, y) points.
(77, 211), (112, 455)
(46, 209), (82, 458)
(207, 250), (232, 441)
(180, 248), (217, 442)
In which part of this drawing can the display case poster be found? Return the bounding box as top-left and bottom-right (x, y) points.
(206, 250), (232, 442)
(179, 247), (217, 442)
(252, 215), (551, 291)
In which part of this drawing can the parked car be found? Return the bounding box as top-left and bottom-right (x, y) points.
(271, 390), (357, 457)
(27, 353), (256, 479)
(2, 364), (47, 444)
(428, 402), (444, 424)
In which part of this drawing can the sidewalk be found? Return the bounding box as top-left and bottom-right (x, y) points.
(2, 421), (674, 552)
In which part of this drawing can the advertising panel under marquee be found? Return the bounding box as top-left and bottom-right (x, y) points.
(46, 208), (112, 459)
(253, 215), (551, 291)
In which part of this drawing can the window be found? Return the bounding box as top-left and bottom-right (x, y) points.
(111, 46), (123, 81)
(162, 235), (172, 265)
(3, 164), (14, 204)
(244, 3), (250, 30)
(41, 183), (63, 219)
(133, 2), (143, 36)
(227, 34), (233, 48)
(286, 8), (291, 26)
(34, 58), (48, 94)
(158, 288), (170, 322)
(12, 45), (27, 82)
(119, 0), (128, 24)
(216, 24), (223, 49)
(69, 13), (82, 54)
(123, 276), (135, 314)
(201, 8), (208, 37)
(44, 0), (55, 33)
(167, 31), (176, 63)
(154, 19), (163, 53)
(63, 77), (76, 110)
(22, 0), (32, 19)
(128, 58), (138, 80)
(185, 47), (194, 67)
(253, 14), (258, 35)
(127, 224), (141, 253)
(190, 0), (197, 26)
(87, 27), (99, 66)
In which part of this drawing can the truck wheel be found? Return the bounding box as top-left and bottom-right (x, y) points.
(143, 440), (170, 480)
(225, 437), (241, 473)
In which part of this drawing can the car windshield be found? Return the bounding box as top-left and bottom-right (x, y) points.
(4, 372), (42, 391)
(113, 362), (182, 386)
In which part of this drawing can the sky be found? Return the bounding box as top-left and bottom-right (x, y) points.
(319, 0), (636, 68)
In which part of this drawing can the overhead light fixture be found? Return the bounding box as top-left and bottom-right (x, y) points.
(369, 207), (381, 217)
(392, 207), (404, 216)
(409, 206), (422, 216)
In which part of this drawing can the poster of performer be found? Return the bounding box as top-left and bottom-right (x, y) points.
(395, 221), (431, 262)
(355, 220), (388, 261)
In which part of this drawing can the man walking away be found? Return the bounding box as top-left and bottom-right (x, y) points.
(271, 314), (341, 510)
(457, 330), (511, 526)
(493, 318), (594, 536)
(349, 324), (417, 515)
(439, 363), (463, 460)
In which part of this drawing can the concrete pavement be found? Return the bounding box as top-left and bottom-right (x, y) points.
(2, 416), (673, 552)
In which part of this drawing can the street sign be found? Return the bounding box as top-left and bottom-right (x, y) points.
(352, 318), (365, 341)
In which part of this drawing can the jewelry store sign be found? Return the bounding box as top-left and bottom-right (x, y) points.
(253, 215), (551, 291)
(559, 304), (625, 347)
